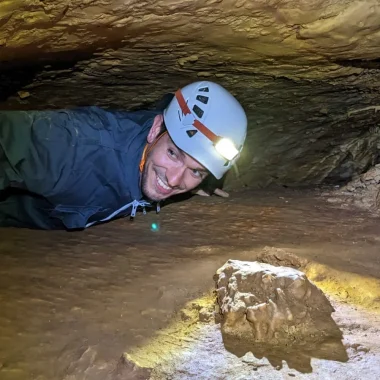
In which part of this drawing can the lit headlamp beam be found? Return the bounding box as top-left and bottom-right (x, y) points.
(215, 138), (239, 161)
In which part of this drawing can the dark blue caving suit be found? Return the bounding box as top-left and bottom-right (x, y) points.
(0, 106), (162, 230)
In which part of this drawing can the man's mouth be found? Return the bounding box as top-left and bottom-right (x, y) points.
(156, 175), (172, 195)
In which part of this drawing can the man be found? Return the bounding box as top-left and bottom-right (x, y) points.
(0, 81), (247, 230)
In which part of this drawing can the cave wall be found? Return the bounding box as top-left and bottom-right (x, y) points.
(1, 0), (380, 189)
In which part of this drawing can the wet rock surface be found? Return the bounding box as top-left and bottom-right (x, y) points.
(0, 189), (379, 378)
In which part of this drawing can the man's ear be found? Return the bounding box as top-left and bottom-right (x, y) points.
(147, 114), (164, 144)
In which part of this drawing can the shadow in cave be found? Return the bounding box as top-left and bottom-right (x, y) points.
(221, 315), (348, 373)
(0, 50), (96, 106)
(0, 64), (41, 103)
(334, 58), (380, 70)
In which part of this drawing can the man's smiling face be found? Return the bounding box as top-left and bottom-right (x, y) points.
(141, 116), (208, 202)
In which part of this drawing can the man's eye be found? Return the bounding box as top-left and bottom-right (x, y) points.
(192, 169), (201, 178)
(168, 148), (176, 157)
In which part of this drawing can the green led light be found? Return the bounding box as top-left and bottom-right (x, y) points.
(151, 223), (159, 231)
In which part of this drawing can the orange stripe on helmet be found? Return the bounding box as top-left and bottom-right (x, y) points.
(175, 89), (219, 143)
(175, 89), (192, 115)
(193, 119), (218, 143)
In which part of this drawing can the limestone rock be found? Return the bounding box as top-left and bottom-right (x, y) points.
(113, 353), (152, 380)
(1, 0), (380, 80)
(214, 260), (338, 346)
(329, 164), (380, 213)
(17, 91), (30, 99)
(256, 246), (309, 269)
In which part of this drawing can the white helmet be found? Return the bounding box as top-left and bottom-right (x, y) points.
(163, 81), (247, 179)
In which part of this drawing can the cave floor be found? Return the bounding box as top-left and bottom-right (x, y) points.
(1, 187), (380, 380)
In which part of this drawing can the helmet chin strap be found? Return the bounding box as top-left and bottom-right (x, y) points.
(139, 130), (168, 173)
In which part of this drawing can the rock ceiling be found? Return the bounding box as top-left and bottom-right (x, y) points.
(1, 0), (380, 188)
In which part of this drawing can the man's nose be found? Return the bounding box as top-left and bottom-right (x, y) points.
(166, 167), (186, 188)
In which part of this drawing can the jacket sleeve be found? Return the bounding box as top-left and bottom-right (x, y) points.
(0, 109), (101, 230)
(0, 192), (64, 229)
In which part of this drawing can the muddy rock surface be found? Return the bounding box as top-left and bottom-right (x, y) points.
(1, 188), (380, 379)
